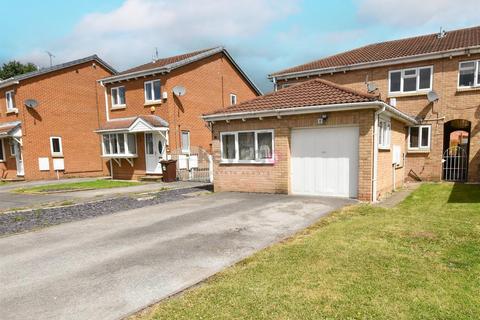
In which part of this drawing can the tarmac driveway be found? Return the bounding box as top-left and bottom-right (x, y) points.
(0, 192), (355, 320)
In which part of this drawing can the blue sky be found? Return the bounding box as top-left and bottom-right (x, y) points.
(0, 0), (478, 92)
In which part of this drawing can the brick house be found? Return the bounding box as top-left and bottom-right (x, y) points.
(0, 56), (116, 180)
(96, 47), (260, 180)
(271, 25), (480, 187)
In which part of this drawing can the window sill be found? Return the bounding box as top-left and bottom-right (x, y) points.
(144, 101), (162, 106)
(111, 105), (126, 110)
(378, 147), (390, 151)
(220, 160), (274, 165)
(407, 149), (430, 154)
(6, 108), (18, 114)
(51, 154), (64, 158)
(457, 86), (480, 92)
(388, 91), (429, 98)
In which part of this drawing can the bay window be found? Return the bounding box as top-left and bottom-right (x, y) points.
(408, 125), (430, 150)
(102, 133), (137, 156)
(145, 79), (161, 102)
(458, 60), (479, 87)
(220, 130), (274, 163)
(378, 117), (391, 149)
(111, 86), (126, 107)
(389, 66), (432, 94)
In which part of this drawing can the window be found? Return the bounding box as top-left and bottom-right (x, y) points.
(181, 131), (190, 154)
(458, 60), (479, 87)
(9, 140), (15, 156)
(50, 137), (63, 157)
(388, 66), (432, 94)
(144, 80), (161, 102)
(111, 86), (126, 107)
(378, 117), (391, 149)
(0, 139), (5, 161)
(102, 133), (137, 156)
(408, 125), (431, 150)
(229, 94), (237, 105)
(220, 130), (274, 163)
(5, 90), (16, 112)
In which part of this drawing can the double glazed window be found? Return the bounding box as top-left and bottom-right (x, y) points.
(0, 139), (5, 161)
(229, 94), (237, 105)
(389, 66), (432, 94)
(50, 137), (63, 157)
(220, 130), (274, 163)
(458, 60), (480, 87)
(102, 133), (137, 156)
(378, 117), (391, 149)
(144, 80), (161, 102)
(181, 131), (190, 154)
(111, 86), (126, 107)
(5, 90), (16, 112)
(408, 125), (431, 150)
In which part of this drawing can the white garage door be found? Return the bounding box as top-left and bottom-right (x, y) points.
(291, 126), (359, 198)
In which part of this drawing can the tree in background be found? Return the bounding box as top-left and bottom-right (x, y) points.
(0, 61), (37, 80)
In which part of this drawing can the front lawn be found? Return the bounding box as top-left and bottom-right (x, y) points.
(134, 183), (480, 320)
(15, 179), (142, 193)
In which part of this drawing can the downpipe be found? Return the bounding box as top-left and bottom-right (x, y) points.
(372, 106), (386, 203)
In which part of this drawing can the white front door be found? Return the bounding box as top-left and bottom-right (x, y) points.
(13, 140), (24, 177)
(290, 127), (359, 198)
(145, 133), (165, 174)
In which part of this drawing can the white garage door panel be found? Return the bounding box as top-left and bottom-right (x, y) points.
(291, 127), (359, 198)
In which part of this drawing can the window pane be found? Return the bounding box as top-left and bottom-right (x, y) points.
(410, 127), (419, 148)
(103, 135), (111, 154)
(459, 68), (475, 86)
(238, 132), (255, 160)
(404, 69), (416, 76)
(257, 132), (273, 159)
(222, 134), (236, 159)
(421, 127), (429, 147)
(403, 76), (417, 91)
(153, 81), (161, 100)
(460, 61), (475, 69)
(111, 134), (118, 154)
(127, 134), (136, 154)
(118, 134), (125, 153)
(118, 87), (125, 104)
(145, 82), (153, 101)
(145, 133), (153, 154)
(112, 88), (118, 105)
(390, 71), (401, 92)
(181, 132), (190, 152)
(0, 139), (4, 160)
(51, 138), (61, 153)
(419, 68), (431, 89)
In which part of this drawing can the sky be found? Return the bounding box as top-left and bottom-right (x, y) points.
(0, 0), (479, 92)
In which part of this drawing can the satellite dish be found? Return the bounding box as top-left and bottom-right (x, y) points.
(367, 82), (378, 93)
(427, 91), (439, 103)
(25, 99), (39, 109)
(173, 85), (186, 97)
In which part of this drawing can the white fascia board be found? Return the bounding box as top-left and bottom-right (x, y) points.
(270, 46), (480, 81)
(0, 80), (19, 89)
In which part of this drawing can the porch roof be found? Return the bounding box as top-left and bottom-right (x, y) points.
(96, 115), (169, 133)
(0, 121), (21, 137)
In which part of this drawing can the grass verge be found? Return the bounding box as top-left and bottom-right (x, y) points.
(133, 183), (480, 320)
(15, 179), (142, 193)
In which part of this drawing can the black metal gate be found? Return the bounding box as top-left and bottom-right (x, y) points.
(442, 146), (468, 182)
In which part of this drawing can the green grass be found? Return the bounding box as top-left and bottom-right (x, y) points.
(134, 183), (480, 320)
(15, 179), (142, 193)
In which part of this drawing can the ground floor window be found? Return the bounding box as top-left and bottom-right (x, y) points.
(378, 117), (391, 149)
(220, 130), (274, 163)
(181, 131), (190, 154)
(0, 139), (5, 161)
(50, 137), (63, 157)
(408, 125), (431, 150)
(9, 139), (15, 156)
(102, 133), (137, 156)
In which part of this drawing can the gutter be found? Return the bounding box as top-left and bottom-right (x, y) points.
(0, 80), (19, 90)
(270, 46), (480, 81)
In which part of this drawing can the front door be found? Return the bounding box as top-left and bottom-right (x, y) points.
(13, 140), (24, 177)
(145, 133), (165, 174)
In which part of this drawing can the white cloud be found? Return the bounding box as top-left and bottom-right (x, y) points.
(357, 0), (479, 29)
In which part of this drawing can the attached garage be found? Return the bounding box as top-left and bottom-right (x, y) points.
(204, 79), (417, 202)
(291, 126), (359, 198)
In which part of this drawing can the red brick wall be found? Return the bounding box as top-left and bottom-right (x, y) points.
(277, 53), (480, 182)
(0, 61), (113, 180)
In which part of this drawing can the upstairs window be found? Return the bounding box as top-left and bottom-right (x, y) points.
(50, 137), (63, 157)
(458, 60), (479, 87)
(220, 130), (274, 164)
(111, 86), (126, 107)
(145, 80), (161, 102)
(230, 93), (237, 105)
(389, 66), (433, 94)
(5, 90), (16, 112)
(408, 125), (431, 150)
(378, 117), (391, 149)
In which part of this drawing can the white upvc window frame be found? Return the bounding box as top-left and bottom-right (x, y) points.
(408, 125), (431, 150)
(101, 132), (137, 157)
(9, 139), (15, 156)
(111, 86), (126, 108)
(378, 117), (391, 150)
(388, 66), (433, 94)
(50, 136), (63, 157)
(220, 129), (275, 164)
(229, 93), (237, 105)
(458, 60), (480, 88)
(5, 90), (17, 113)
(181, 131), (190, 154)
(144, 79), (162, 103)
(0, 138), (5, 162)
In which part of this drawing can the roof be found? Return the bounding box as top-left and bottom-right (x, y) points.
(203, 79), (417, 125)
(100, 47), (262, 95)
(271, 25), (480, 78)
(0, 121), (21, 136)
(0, 55), (117, 89)
(97, 115), (169, 132)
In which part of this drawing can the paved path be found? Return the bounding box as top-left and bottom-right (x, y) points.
(376, 182), (422, 208)
(0, 192), (355, 320)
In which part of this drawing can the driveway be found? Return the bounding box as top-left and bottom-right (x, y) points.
(0, 192), (355, 320)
